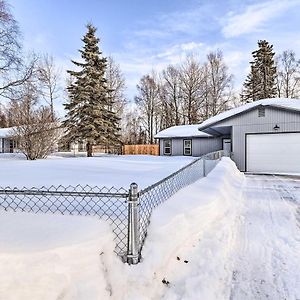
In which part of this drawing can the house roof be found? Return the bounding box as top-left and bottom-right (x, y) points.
(154, 124), (211, 139)
(0, 127), (14, 138)
(198, 98), (300, 130)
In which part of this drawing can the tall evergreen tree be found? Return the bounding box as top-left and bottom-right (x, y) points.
(242, 40), (277, 102)
(63, 24), (120, 157)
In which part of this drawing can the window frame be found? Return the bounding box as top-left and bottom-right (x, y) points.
(183, 139), (192, 156)
(163, 139), (172, 155)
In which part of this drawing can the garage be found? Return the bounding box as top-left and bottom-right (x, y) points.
(246, 132), (300, 173)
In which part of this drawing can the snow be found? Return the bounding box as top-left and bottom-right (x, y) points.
(123, 157), (245, 299)
(1, 157), (300, 299)
(230, 174), (300, 299)
(199, 98), (300, 129)
(0, 154), (195, 189)
(120, 161), (300, 299)
(0, 126), (14, 138)
(0, 212), (124, 299)
(154, 124), (211, 138)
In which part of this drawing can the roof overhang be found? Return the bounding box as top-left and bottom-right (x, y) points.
(201, 125), (232, 136)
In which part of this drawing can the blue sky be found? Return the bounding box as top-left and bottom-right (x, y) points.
(9, 0), (300, 104)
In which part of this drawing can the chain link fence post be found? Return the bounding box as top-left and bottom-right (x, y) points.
(127, 182), (140, 264)
(203, 156), (206, 177)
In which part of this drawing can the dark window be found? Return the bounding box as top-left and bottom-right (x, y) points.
(258, 106), (265, 117)
(183, 139), (192, 156)
(163, 139), (172, 155)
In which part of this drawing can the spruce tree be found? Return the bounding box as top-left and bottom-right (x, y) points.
(242, 40), (277, 102)
(63, 24), (120, 157)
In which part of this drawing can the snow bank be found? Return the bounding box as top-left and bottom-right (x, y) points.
(0, 158), (244, 299)
(123, 158), (245, 299)
(0, 212), (124, 299)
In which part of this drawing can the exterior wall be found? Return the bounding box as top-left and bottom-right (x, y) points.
(211, 107), (300, 171)
(192, 137), (223, 156)
(159, 137), (222, 156)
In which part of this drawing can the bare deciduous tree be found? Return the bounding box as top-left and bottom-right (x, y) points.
(135, 73), (160, 144)
(121, 110), (146, 145)
(205, 50), (234, 117)
(0, 103), (6, 127)
(161, 65), (182, 126)
(0, 1), (36, 100)
(276, 50), (300, 98)
(180, 55), (205, 124)
(106, 56), (127, 115)
(8, 76), (60, 160)
(38, 54), (61, 121)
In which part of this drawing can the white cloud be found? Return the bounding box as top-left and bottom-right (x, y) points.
(132, 2), (217, 40)
(115, 41), (208, 99)
(222, 0), (300, 38)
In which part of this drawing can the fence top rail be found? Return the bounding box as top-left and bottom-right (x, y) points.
(0, 184), (129, 198)
(0, 189), (129, 198)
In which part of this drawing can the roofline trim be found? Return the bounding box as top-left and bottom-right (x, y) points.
(198, 104), (300, 131)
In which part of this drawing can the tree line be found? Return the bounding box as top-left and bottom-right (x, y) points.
(126, 40), (300, 144)
(0, 0), (300, 159)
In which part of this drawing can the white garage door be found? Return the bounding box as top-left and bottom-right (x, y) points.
(246, 133), (300, 173)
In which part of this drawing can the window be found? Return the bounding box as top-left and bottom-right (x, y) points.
(163, 139), (172, 155)
(258, 106), (265, 117)
(183, 139), (192, 156)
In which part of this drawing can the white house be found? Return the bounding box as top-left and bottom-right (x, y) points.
(0, 127), (16, 153)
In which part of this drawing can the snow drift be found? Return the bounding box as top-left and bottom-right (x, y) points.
(0, 157), (245, 299)
(0, 213), (124, 299)
(120, 158), (245, 299)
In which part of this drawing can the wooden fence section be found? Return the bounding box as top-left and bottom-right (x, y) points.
(122, 144), (159, 155)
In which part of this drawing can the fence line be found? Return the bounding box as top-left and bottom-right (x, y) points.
(122, 144), (159, 156)
(0, 150), (224, 264)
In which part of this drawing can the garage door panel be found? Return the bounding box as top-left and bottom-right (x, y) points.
(246, 133), (300, 173)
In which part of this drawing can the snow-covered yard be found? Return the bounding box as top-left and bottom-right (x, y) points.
(0, 157), (300, 299)
(0, 154), (194, 188)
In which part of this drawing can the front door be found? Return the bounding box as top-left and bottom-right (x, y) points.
(223, 139), (231, 156)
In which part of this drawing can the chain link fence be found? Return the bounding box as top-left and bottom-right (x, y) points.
(0, 150), (223, 263)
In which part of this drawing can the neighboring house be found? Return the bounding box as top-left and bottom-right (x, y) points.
(155, 98), (300, 174)
(0, 127), (17, 153)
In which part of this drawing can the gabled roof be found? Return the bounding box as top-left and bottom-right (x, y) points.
(154, 124), (211, 139)
(198, 98), (300, 130)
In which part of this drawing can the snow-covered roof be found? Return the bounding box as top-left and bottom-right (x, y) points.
(154, 125), (211, 138)
(198, 98), (300, 130)
(0, 127), (14, 138)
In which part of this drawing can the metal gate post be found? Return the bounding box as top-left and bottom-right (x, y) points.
(127, 183), (140, 264)
(203, 157), (206, 177)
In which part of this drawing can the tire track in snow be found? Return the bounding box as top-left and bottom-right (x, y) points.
(230, 175), (300, 300)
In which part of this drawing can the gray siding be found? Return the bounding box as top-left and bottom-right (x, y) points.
(212, 107), (300, 171)
(192, 137), (222, 156)
(159, 137), (222, 156)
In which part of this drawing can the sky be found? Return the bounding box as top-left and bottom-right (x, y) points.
(9, 0), (300, 112)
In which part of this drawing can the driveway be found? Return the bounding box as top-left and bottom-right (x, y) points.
(230, 175), (300, 300)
